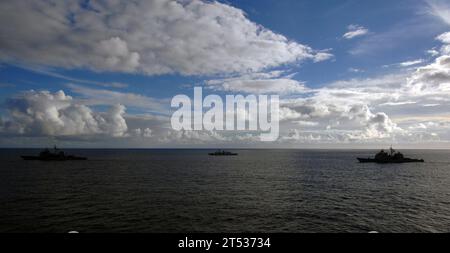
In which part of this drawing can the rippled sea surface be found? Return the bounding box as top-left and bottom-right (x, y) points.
(1, 149), (450, 233)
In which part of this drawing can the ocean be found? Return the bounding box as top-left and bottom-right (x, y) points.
(1, 149), (450, 233)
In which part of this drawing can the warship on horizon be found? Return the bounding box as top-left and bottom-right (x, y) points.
(21, 146), (87, 161)
(357, 147), (424, 164)
(208, 150), (238, 156)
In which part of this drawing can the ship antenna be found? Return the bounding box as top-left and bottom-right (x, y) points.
(52, 136), (58, 150)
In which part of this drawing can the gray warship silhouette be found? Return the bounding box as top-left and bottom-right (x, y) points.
(357, 147), (424, 163)
(21, 146), (87, 161)
(208, 150), (238, 156)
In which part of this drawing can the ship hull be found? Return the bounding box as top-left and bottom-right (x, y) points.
(21, 156), (87, 161)
(208, 153), (238, 156)
(357, 158), (424, 163)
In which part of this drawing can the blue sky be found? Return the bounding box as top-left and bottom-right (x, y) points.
(1, 0), (450, 148)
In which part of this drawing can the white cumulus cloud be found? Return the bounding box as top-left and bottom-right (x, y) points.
(0, 90), (129, 137)
(0, 0), (331, 76)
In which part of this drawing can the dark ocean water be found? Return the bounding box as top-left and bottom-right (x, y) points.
(1, 149), (450, 233)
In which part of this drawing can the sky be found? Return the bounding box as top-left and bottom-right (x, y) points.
(1, 0), (450, 148)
